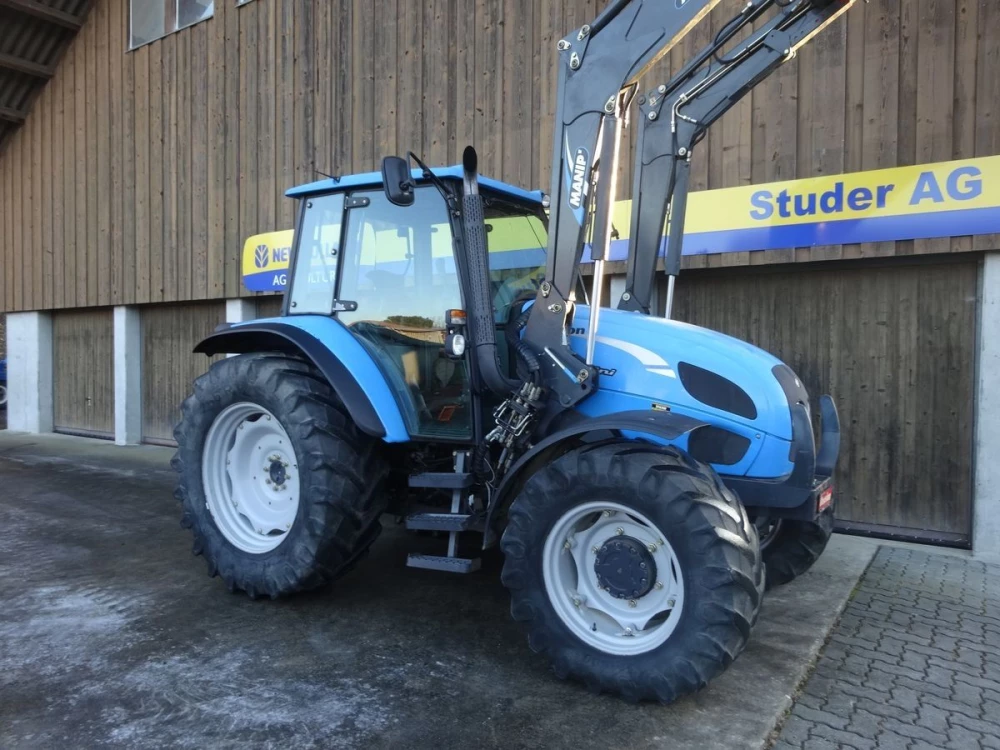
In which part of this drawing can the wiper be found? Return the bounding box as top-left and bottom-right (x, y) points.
(408, 151), (458, 207)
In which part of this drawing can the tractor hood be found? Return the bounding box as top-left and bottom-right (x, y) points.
(567, 307), (796, 442)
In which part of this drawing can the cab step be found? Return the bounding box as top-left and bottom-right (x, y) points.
(405, 512), (475, 532)
(408, 472), (475, 489)
(407, 553), (482, 574)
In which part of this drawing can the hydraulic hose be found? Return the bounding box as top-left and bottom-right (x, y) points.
(506, 308), (541, 384)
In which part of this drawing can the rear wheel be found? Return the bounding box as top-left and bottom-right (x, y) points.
(172, 354), (388, 598)
(756, 508), (834, 590)
(501, 441), (764, 703)
(0, 383), (6, 408)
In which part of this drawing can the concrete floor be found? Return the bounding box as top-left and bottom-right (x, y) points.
(0, 432), (878, 750)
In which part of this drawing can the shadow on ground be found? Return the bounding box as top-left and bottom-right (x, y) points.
(0, 434), (876, 749)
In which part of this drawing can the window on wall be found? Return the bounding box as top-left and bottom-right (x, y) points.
(130, 0), (214, 49)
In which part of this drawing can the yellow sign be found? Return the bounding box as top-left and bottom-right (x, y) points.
(244, 156), (1000, 289)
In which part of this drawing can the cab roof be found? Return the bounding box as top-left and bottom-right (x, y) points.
(285, 164), (544, 204)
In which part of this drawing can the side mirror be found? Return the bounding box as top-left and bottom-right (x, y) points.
(381, 156), (414, 206)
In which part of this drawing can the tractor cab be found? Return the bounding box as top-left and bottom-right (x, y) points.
(279, 166), (548, 442)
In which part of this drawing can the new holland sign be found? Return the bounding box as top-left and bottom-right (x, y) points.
(243, 155), (1000, 292)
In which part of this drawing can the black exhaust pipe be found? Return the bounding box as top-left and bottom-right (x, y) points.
(461, 146), (520, 396)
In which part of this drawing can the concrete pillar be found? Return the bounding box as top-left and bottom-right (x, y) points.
(113, 306), (142, 445)
(225, 299), (257, 358)
(974, 252), (1000, 562)
(6, 311), (53, 433)
(609, 275), (626, 309)
(226, 298), (256, 324)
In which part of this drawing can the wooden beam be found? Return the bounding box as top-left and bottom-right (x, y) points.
(0, 105), (26, 123)
(0, 0), (84, 30)
(0, 51), (54, 78)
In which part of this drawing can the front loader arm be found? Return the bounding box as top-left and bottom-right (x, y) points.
(522, 0), (725, 413)
(617, 0), (859, 316)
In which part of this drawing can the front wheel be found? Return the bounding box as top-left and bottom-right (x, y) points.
(756, 508), (834, 590)
(500, 441), (764, 703)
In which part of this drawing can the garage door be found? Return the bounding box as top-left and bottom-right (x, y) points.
(142, 302), (225, 445)
(669, 256), (977, 546)
(53, 308), (114, 438)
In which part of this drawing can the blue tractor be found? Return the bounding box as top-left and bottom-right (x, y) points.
(174, 0), (852, 701)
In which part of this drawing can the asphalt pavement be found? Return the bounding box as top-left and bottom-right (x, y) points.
(0, 431), (877, 750)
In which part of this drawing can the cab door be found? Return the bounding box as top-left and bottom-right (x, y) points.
(335, 187), (473, 441)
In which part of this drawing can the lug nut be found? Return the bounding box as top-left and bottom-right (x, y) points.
(647, 542), (656, 553)
(667, 598), (676, 607)
(592, 546), (599, 554)
(628, 599), (637, 608)
(603, 510), (613, 517)
(616, 527), (624, 535)
(655, 581), (664, 590)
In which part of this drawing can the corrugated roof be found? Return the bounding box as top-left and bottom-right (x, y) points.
(0, 0), (91, 148)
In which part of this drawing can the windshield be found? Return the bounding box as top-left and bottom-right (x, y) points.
(482, 193), (548, 323)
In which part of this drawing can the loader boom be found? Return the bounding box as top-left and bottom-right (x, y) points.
(520, 0), (857, 422)
(521, 0), (725, 413)
(616, 0), (859, 316)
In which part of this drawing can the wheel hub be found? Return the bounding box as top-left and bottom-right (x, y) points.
(268, 459), (287, 487)
(594, 536), (657, 599)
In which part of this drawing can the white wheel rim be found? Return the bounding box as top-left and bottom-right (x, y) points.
(202, 403), (300, 554)
(542, 500), (685, 656)
(0, 384), (6, 406)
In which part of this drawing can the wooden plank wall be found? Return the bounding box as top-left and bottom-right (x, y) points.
(52, 308), (115, 437)
(0, 0), (997, 314)
(668, 256), (979, 538)
(141, 301), (224, 443)
(255, 295), (282, 319)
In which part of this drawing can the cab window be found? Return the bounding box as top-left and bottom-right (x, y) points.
(483, 194), (547, 324)
(338, 188), (471, 441)
(287, 193), (344, 314)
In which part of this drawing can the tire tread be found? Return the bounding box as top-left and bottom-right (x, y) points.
(173, 353), (388, 599)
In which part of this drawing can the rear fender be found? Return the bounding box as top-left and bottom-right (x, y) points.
(194, 317), (409, 442)
(483, 410), (706, 547)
